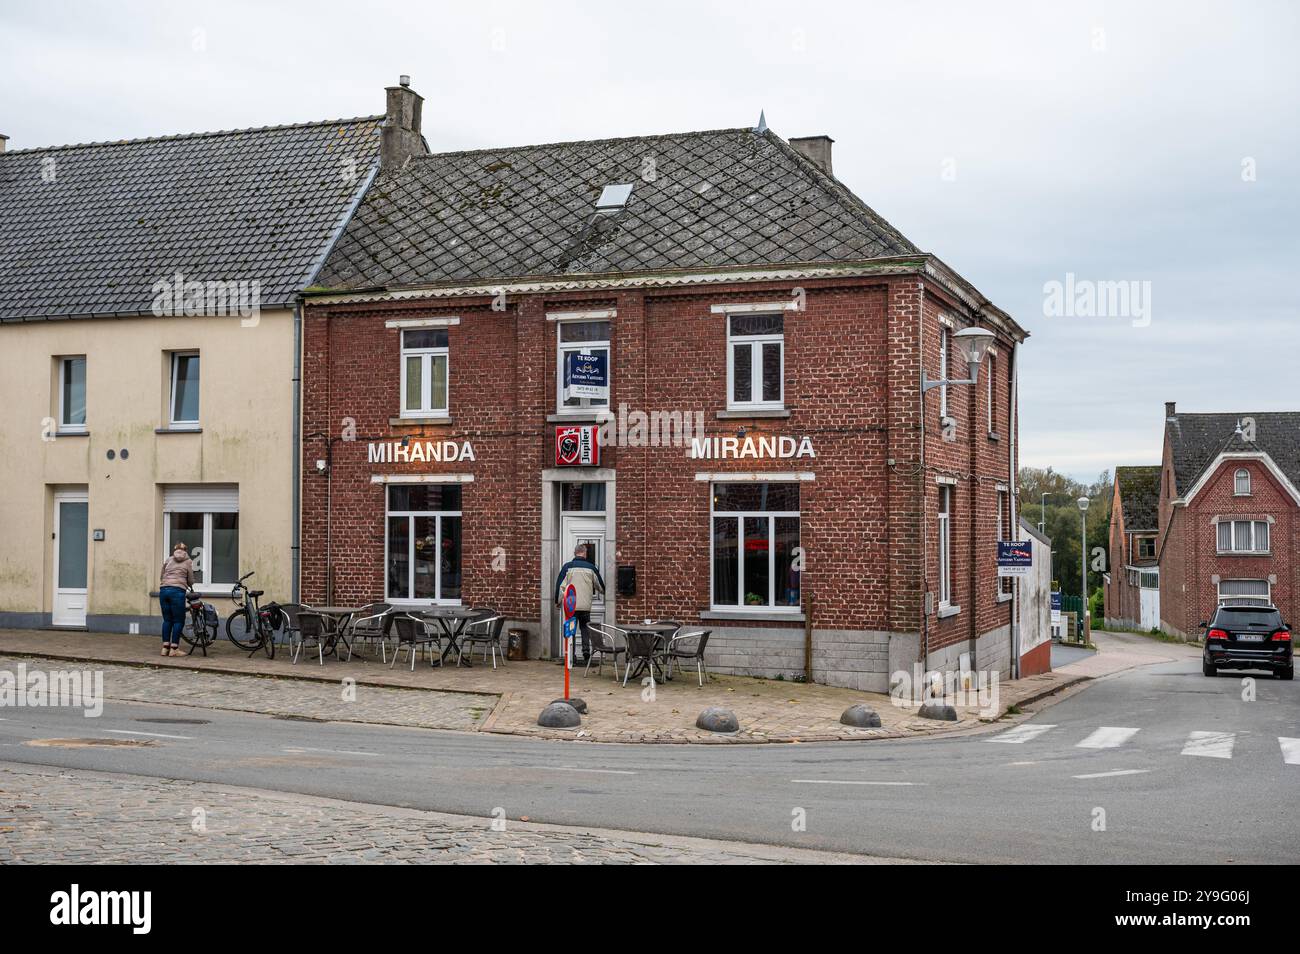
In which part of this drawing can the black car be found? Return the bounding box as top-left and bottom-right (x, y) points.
(1201, 604), (1293, 679)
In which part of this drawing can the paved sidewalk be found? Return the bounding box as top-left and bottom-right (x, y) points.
(0, 627), (1181, 743)
(0, 761), (906, 864)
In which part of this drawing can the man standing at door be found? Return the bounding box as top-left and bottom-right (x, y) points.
(554, 543), (604, 664)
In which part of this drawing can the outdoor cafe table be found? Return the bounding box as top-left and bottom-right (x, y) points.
(311, 606), (363, 658)
(622, 622), (679, 681)
(414, 606), (483, 667)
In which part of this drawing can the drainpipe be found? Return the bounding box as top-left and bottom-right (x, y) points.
(1009, 341), (1020, 678)
(917, 279), (929, 676)
(291, 301), (302, 603)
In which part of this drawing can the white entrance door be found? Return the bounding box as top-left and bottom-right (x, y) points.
(1139, 587), (1160, 630)
(53, 492), (89, 627)
(560, 514), (606, 626)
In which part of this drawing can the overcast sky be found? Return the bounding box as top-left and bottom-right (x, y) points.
(3, 0), (1296, 480)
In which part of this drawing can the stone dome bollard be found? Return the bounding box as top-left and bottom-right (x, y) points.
(840, 704), (882, 728)
(537, 701), (582, 728)
(696, 706), (739, 733)
(550, 697), (588, 714)
(918, 702), (958, 721)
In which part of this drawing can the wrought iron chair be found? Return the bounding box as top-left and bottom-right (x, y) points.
(345, 602), (392, 662)
(293, 612), (331, 666)
(623, 629), (667, 687)
(665, 630), (712, 686)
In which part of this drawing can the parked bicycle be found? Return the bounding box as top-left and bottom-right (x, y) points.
(225, 571), (278, 658)
(179, 590), (220, 656)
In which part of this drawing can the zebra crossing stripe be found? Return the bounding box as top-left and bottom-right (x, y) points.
(1181, 731), (1235, 759)
(988, 723), (1056, 743)
(1076, 727), (1141, 749)
(1280, 738), (1300, 765)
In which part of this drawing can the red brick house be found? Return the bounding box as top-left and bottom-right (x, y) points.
(298, 80), (1030, 689)
(1104, 465), (1160, 630)
(1156, 402), (1300, 637)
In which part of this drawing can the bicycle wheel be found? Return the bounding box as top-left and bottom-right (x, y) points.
(180, 611), (206, 649)
(225, 609), (261, 650)
(261, 619), (276, 659)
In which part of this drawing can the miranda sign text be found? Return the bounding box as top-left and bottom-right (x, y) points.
(368, 440), (476, 463)
(688, 436), (816, 459)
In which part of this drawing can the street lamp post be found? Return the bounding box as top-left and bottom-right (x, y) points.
(1077, 496), (1090, 642)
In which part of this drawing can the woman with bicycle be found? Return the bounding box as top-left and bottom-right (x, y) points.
(158, 542), (195, 656)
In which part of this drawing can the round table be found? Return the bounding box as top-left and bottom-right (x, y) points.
(414, 606), (484, 667)
(622, 622), (679, 681)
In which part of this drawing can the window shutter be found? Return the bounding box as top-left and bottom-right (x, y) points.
(162, 485), (239, 513)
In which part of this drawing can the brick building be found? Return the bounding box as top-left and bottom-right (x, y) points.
(1153, 403), (1299, 638)
(299, 81), (1029, 689)
(1104, 465), (1160, 629)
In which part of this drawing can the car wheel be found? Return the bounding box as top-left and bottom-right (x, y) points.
(1277, 666), (1294, 681)
(1202, 659), (1217, 677)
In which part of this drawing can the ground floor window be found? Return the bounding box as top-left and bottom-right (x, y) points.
(162, 485), (238, 588)
(711, 482), (800, 610)
(938, 485), (953, 607)
(386, 484), (462, 603)
(1218, 578), (1269, 606)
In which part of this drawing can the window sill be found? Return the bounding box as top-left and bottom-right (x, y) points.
(546, 412), (611, 424)
(996, 592), (1013, 603)
(700, 609), (805, 623)
(937, 604), (961, 619)
(717, 408), (790, 419)
(156, 426), (202, 434)
(987, 431), (1001, 442)
(1215, 551), (1270, 557)
(53, 429), (89, 438)
(390, 416), (452, 426)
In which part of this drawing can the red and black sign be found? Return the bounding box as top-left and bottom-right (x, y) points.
(555, 425), (599, 466)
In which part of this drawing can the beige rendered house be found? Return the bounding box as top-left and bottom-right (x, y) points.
(0, 95), (406, 632)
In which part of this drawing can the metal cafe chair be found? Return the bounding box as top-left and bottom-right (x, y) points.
(345, 602), (392, 662)
(665, 630), (712, 687)
(459, 610), (507, 669)
(623, 629), (667, 687)
(293, 612), (331, 666)
(390, 614), (443, 672)
(274, 602), (308, 649)
(585, 621), (629, 679)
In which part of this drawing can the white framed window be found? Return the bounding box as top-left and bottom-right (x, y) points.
(162, 485), (238, 590)
(1216, 519), (1269, 554)
(997, 489), (1012, 596)
(726, 314), (784, 409)
(710, 482), (800, 611)
(1233, 468), (1251, 496)
(556, 319), (611, 414)
(59, 356), (87, 431)
(1137, 536), (1156, 560)
(986, 352), (995, 433)
(938, 326), (950, 421)
(1218, 578), (1270, 606)
(400, 328), (449, 417)
(386, 484), (462, 604)
(938, 485), (952, 607)
(169, 352), (200, 426)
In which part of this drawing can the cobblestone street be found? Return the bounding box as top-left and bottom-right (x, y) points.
(0, 762), (888, 864)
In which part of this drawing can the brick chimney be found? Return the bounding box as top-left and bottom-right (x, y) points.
(789, 135), (834, 176)
(380, 76), (424, 173)
(1165, 401), (1177, 420)
(0, 134), (8, 154)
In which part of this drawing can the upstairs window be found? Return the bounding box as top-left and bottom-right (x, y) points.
(400, 329), (449, 417)
(1217, 519), (1269, 554)
(938, 326), (950, 420)
(169, 352), (200, 426)
(997, 489), (1012, 596)
(938, 485), (953, 607)
(1233, 468), (1251, 496)
(59, 356), (87, 431)
(556, 320), (611, 414)
(986, 352), (996, 433)
(727, 314), (784, 409)
(1137, 536), (1156, 560)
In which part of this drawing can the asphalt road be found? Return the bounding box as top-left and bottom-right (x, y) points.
(2, 649), (1296, 863)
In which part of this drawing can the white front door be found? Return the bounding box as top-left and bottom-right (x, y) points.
(560, 514), (606, 626)
(53, 492), (89, 627)
(1140, 587), (1160, 631)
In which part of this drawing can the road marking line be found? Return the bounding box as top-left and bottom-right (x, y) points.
(1279, 737), (1300, 765)
(1072, 769), (1151, 780)
(791, 779), (926, 786)
(987, 723), (1056, 743)
(1182, 731), (1235, 759)
(1076, 727), (1141, 749)
(526, 766), (637, 776)
(105, 729), (192, 741)
(282, 747), (380, 757)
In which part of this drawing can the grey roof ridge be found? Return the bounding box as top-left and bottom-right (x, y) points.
(406, 125), (757, 162)
(0, 114), (384, 156)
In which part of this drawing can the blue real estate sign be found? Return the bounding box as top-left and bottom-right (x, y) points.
(563, 350), (608, 402)
(996, 541), (1033, 577)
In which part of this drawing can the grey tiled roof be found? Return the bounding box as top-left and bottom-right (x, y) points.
(1115, 465), (1160, 531)
(1167, 412), (1300, 493)
(0, 117), (382, 321)
(317, 127), (921, 289)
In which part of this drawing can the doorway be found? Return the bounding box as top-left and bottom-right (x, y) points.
(560, 514), (607, 628)
(541, 471), (615, 658)
(52, 491), (89, 627)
